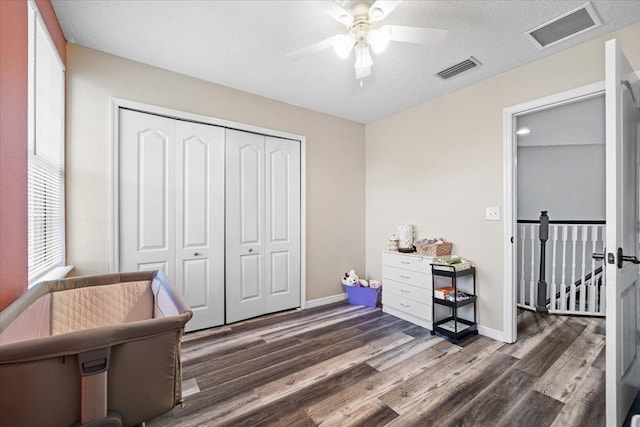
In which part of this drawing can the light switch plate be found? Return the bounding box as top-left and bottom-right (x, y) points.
(486, 207), (501, 221)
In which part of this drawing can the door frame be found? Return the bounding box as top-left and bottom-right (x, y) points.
(109, 97), (308, 309)
(502, 81), (605, 343)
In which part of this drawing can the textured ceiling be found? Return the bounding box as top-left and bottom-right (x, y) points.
(51, 1), (640, 124)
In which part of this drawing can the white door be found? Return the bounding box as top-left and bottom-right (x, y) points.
(175, 121), (225, 331)
(119, 109), (175, 278)
(226, 131), (302, 323)
(119, 109), (225, 332)
(604, 39), (640, 426)
(265, 136), (301, 313)
(226, 129), (266, 323)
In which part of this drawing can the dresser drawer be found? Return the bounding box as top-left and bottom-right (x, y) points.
(383, 252), (432, 274)
(383, 292), (432, 321)
(383, 279), (431, 304)
(383, 266), (432, 290)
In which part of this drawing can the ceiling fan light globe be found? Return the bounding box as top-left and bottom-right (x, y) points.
(354, 43), (373, 69)
(369, 7), (385, 21)
(355, 65), (371, 79)
(368, 28), (391, 54)
(334, 35), (353, 59)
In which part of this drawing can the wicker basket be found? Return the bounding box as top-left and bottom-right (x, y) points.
(416, 241), (452, 257)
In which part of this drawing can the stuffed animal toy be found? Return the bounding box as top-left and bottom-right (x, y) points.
(369, 280), (382, 289)
(358, 279), (370, 287)
(341, 269), (359, 286)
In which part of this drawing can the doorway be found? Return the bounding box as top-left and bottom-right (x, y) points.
(503, 81), (605, 343)
(515, 94), (606, 317)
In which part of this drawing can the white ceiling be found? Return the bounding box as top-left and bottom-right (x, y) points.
(51, 0), (640, 124)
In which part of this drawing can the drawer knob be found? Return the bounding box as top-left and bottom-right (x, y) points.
(400, 275), (410, 279)
(401, 289), (410, 293)
(401, 261), (410, 264)
(400, 303), (410, 308)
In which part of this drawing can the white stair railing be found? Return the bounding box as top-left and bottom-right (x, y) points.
(517, 220), (605, 316)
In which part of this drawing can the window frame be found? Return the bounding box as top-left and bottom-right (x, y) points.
(27, 0), (67, 285)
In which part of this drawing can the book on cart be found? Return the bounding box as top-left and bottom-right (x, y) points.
(434, 286), (455, 299)
(434, 287), (472, 301)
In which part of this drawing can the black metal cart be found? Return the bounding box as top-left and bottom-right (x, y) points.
(430, 264), (478, 343)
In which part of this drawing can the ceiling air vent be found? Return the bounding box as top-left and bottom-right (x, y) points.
(526, 2), (602, 49)
(435, 56), (481, 80)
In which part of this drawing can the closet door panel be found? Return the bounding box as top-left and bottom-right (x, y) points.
(226, 129), (266, 323)
(182, 137), (207, 246)
(270, 251), (290, 295)
(265, 136), (301, 313)
(137, 262), (169, 275)
(119, 109), (175, 280)
(241, 254), (262, 299)
(182, 259), (208, 308)
(270, 149), (290, 241)
(138, 132), (167, 250)
(240, 145), (261, 244)
(176, 121), (225, 331)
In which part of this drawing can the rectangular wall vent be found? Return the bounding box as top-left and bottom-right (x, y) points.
(526, 2), (602, 49)
(435, 56), (481, 80)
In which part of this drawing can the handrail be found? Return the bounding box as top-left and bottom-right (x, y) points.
(545, 266), (603, 306)
(517, 215), (606, 315)
(517, 219), (606, 225)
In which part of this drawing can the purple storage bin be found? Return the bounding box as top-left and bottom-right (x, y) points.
(346, 286), (381, 307)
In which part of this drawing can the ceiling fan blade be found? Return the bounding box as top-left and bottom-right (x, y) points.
(369, 1), (401, 22)
(287, 35), (341, 61)
(324, 1), (353, 26)
(383, 25), (448, 45)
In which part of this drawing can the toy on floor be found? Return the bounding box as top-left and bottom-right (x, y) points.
(342, 269), (382, 307)
(341, 270), (373, 287)
(341, 269), (359, 286)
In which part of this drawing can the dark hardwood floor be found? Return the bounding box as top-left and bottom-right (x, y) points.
(148, 302), (605, 427)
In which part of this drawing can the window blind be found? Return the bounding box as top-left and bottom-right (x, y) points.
(28, 4), (65, 283)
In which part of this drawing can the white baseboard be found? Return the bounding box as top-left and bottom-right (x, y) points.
(478, 324), (507, 342)
(303, 294), (507, 342)
(305, 292), (348, 309)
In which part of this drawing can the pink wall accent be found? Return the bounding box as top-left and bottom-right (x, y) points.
(0, 0), (65, 311)
(0, 0), (29, 311)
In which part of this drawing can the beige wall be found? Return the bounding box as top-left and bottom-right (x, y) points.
(365, 22), (640, 332)
(65, 44), (365, 302)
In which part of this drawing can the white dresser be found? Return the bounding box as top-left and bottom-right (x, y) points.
(382, 251), (434, 329)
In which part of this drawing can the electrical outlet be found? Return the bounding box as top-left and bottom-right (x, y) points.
(486, 207), (501, 221)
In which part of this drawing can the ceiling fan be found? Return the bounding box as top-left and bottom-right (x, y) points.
(287, 0), (448, 80)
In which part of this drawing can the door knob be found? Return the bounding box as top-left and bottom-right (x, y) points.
(617, 247), (640, 269)
(194, 252), (201, 257)
(248, 248), (253, 253)
(592, 250), (615, 265)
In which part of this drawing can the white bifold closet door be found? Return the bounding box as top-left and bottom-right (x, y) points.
(119, 109), (225, 332)
(225, 129), (301, 323)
